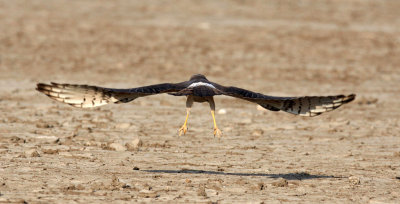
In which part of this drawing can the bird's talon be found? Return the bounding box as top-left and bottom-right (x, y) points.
(213, 128), (223, 138)
(178, 125), (188, 136)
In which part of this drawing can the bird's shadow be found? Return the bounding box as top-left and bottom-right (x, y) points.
(141, 169), (343, 180)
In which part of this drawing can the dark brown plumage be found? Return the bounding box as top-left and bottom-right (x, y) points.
(36, 74), (355, 137)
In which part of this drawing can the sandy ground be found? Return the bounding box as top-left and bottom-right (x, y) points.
(0, 0), (400, 203)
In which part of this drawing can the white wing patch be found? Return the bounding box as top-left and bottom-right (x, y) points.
(188, 82), (216, 89)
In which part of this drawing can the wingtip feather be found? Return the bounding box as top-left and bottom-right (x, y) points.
(344, 94), (356, 103)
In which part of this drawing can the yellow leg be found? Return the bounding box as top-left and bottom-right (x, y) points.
(178, 108), (190, 136)
(211, 110), (222, 138)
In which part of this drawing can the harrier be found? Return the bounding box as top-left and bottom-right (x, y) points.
(36, 74), (355, 137)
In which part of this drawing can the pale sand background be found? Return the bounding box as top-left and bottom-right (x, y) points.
(0, 0), (399, 203)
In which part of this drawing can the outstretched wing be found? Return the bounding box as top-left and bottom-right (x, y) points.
(216, 85), (355, 117)
(36, 82), (186, 108)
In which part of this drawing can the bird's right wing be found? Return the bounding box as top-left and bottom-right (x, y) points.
(36, 82), (186, 108)
(256, 94), (356, 116)
(215, 85), (355, 117)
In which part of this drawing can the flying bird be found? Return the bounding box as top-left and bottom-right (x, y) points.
(36, 74), (355, 137)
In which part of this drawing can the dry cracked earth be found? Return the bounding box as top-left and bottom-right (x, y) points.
(0, 0), (399, 203)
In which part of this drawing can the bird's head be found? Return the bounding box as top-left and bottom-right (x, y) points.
(189, 74), (207, 81)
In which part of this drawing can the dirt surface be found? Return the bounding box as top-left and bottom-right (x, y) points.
(1, 0), (400, 203)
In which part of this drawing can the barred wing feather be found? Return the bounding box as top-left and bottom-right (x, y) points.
(36, 82), (184, 108)
(257, 94), (356, 117)
(218, 86), (355, 117)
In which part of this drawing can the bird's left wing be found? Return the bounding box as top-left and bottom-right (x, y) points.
(214, 85), (355, 117)
(36, 82), (186, 108)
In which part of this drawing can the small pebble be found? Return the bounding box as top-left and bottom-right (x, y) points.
(217, 109), (227, 115)
(115, 123), (131, 129)
(126, 138), (143, 151)
(197, 185), (207, 197)
(25, 149), (40, 157)
(252, 129), (264, 136)
(349, 176), (361, 185)
(108, 143), (127, 152)
(272, 178), (288, 187)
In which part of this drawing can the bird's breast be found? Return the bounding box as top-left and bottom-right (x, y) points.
(191, 86), (220, 97)
(192, 96), (208, 103)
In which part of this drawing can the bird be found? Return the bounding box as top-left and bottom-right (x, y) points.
(36, 74), (355, 138)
